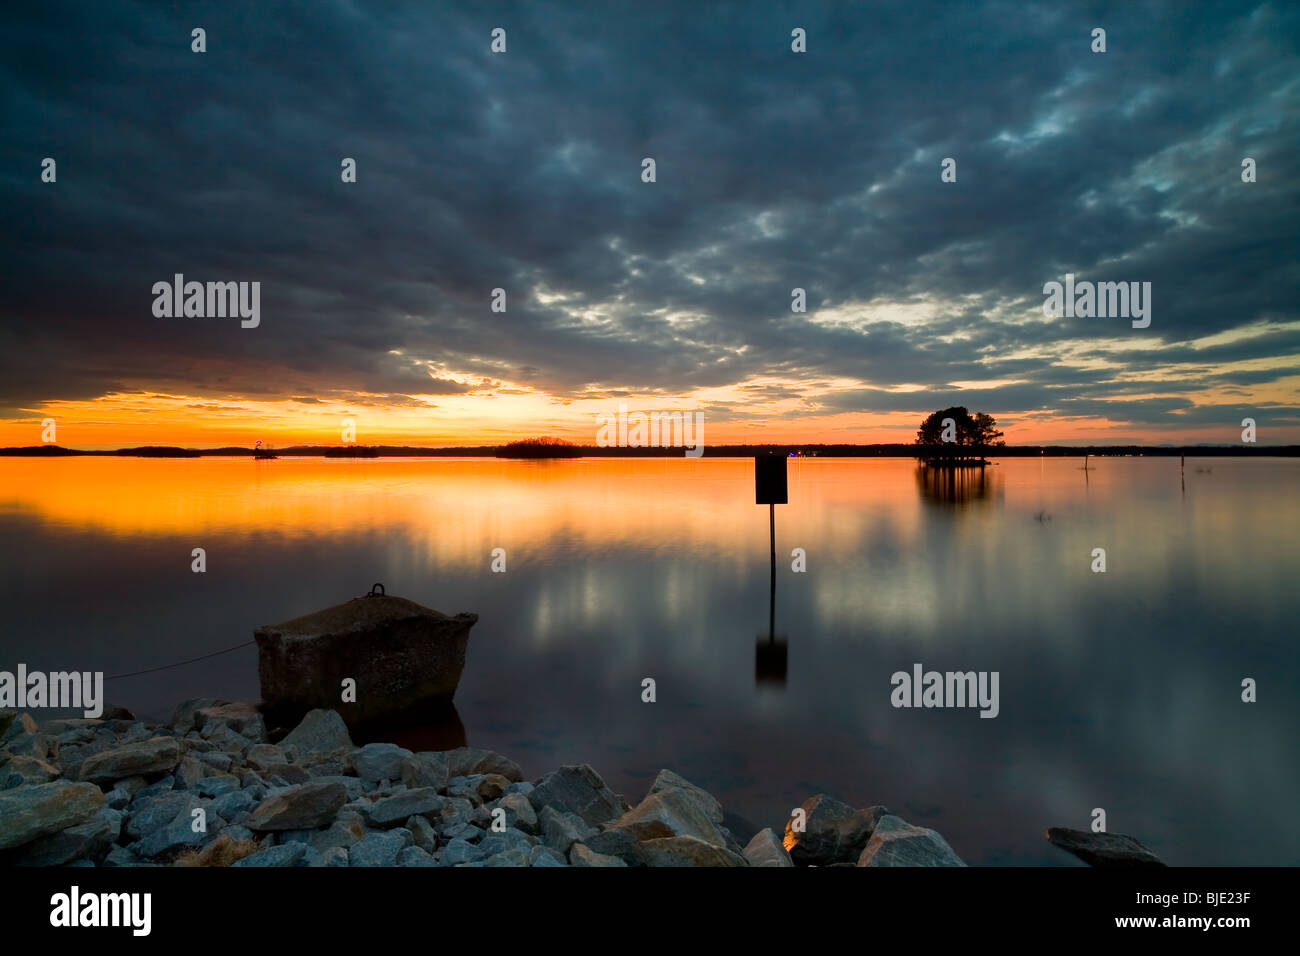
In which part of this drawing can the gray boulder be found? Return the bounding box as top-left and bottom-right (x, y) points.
(640, 834), (747, 867)
(570, 843), (628, 867)
(359, 788), (445, 828)
(232, 843), (307, 867)
(447, 747), (524, 782)
(0, 781), (105, 850)
(743, 827), (794, 867)
(528, 764), (623, 827)
(349, 829), (411, 866)
(2, 755), (60, 789)
(647, 770), (724, 824)
(255, 594), (477, 727)
(783, 795), (886, 866)
(79, 737), (184, 784)
(399, 751), (449, 791)
(349, 743), (415, 785)
(246, 781), (346, 831)
(1046, 827), (1166, 867)
(13, 807), (121, 866)
(857, 815), (966, 867)
(538, 805), (597, 855)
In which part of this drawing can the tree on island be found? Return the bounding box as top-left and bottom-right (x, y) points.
(915, 407), (1005, 466)
(497, 436), (583, 459)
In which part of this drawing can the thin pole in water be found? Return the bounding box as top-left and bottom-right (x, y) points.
(769, 502), (776, 640)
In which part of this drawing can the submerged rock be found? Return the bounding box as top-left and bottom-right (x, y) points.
(1046, 827), (1166, 867)
(255, 593), (477, 727)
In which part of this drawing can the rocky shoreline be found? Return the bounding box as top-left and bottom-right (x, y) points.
(0, 702), (969, 867)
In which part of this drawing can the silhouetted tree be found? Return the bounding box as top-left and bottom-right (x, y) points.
(915, 407), (1004, 465)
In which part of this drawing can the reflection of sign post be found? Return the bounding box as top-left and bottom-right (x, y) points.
(755, 454), (788, 686)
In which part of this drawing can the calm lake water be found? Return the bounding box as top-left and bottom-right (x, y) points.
(1, 456), (1297, 865)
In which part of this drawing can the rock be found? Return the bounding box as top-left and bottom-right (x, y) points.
(1046, 827), (1166, 867)
(447, 774), (485, 804)
(529, 845), (567, 867)
(743, 827), (794, 867)
(174, 756), (210, 790)
(0, 781), (105, 850)
(79, 737), (185, 784)
(135, 774), (176, 799)
(349, 743), (415, 785)
(209, 789), (255, 821)
(441, 837), (485, 866)
(125, 792), (199, 841)
(447, 747), (524, 782)
(640, 834), (748, 867)
(505, 781), (535, 798)
(263, 764), (312, 786)
(12, 807), (121, 866)
(195, 703), (267, 743)
(53, 740), (112, 781)
(406, 815), (438, 853)
(498, 792), (538, 834)
(528, 764), (623, 827)
(103, 845), (141, 867)
(308, 812), (367, 853)
(570, 843), (629, 867)
(232, 843), (307, 867)
(135, 804), (225, 859)
(0, 710), (14, 738)
(397, 846), (439, 866)
(782, 795), (886, 866)
(196, 751), (234, 773)
(349, 829), (411, 867)
(255, 594), (478, 726)
(647, 769), (724, 824)
(196, 776), (241, 798)
(609, 787), (729, 847)
(105, 788), (131, 810)
(171, 698), (227, 731)
(857, 815), (966, 867)
(246, 782), (347, 831)
(538, 805), (597, 855)
(359, 788), (446, 828)
(114, 775), (149, 797)
(244, 744), (287, 772)
(481, 845), (532, 867)
(478, 828), (535, 857)
(400, 751), (449, 791)
(279, 709), (353, 761)
(2, 755), (60, 788)
(306, 774), (364, 802)
(317, 846), (349, 867)
(477, 773), (511, 802)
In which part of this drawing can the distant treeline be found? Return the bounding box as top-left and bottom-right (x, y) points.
(3, 444), (1298, 458)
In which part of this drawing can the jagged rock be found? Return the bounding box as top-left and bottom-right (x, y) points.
(647, 770), (724, 824)
(609, 786), (729, 847)
(584, 826), (647, 866)
(349, 829), (411, 866)
(570, 843), (629, 866)
(743, 827), (794, 867)
(2, 755), (60, 788)
(528, 764), (623, 827)
(54, 740), (112, 781)
(79, 737), (185, 784)
(349, 743), (415, 784)
(538, 805), (597, 855)
(477, 773), (511, 801)
(232, 843), (306, 867)
(171, 698), (227, 731)
(359, 788), (445, 828)
(857, 815), (966, 866)
(134, 803), (225, 859)
(0, 781), (105, 850)
(255, 594), (477, 726)
(442, 837), (485, 866)
(317, 846), (350, 867)
(196, 776), (241, 798)
(640, 834), (748, 867)
(209, 789), (255, 821)
(529, 845), (567, 867)
(246, 781), (346, 831)
(782, 795), (886, 866)
(279, 709), (354, 762)
(0, 710), (15, 738)
(308, 812), (367, 852)
(125, 791), (198, 841)
(195, 703), (267, 743)
(12, 807), (121, 865)
(397, 845), (439, 866)
(448, 747), (524, 782)
(498, 792), (538, 834)
(406, 815), (438, 853)
(174, 756), (210, 790)
(244, 744), (287, 772)
(400, 751), (449, 791)
(1046, 827), (1166, 867)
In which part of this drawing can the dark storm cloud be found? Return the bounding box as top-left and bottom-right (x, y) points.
(1, 0), (1297, 432)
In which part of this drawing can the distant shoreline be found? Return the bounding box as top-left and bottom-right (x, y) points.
(2, 444), (1297, 459)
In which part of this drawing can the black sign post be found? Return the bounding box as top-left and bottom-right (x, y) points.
(755, 454), (789, 685)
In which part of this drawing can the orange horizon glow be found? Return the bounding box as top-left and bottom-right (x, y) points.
(2, 389), (1294, 448)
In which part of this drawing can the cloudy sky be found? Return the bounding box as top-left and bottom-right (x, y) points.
(2, 0), (1297, 447)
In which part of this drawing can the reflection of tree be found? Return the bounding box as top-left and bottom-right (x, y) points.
(915, 463), (999, 507)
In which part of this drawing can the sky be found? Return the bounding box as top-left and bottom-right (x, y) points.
(1, 0), (1298, 448)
